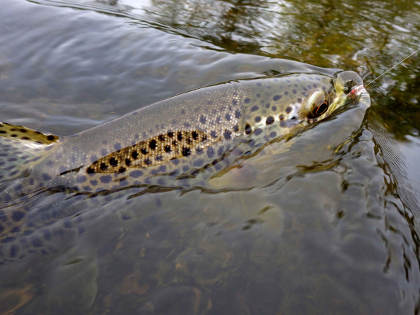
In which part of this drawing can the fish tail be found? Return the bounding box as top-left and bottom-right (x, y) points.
(0, 122), (59, 204)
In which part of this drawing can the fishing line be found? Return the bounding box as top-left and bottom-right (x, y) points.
(366, 48), (419, 87)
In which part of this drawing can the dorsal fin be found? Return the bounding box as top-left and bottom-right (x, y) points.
(0, 122), (59, 184)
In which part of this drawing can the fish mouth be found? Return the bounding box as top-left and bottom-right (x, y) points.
(323, 71), (370, 118)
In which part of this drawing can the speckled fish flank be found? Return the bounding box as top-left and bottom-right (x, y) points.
(0, 72), (366, 203)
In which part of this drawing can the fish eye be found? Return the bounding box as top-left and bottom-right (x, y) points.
(308, 100), (329, 119)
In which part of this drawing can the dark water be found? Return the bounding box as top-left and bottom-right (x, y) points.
(0, 0), (419, 314)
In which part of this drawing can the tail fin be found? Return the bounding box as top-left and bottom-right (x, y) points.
(0, 122), (59, 193)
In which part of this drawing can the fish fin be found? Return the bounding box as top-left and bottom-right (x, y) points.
(0, 122), (59, 183)
(0, 122), (59, 144)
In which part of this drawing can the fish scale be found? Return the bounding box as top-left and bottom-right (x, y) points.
(0, 71), (368, 261)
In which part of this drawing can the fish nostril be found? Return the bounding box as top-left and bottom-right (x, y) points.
(344, 80), (356, 94)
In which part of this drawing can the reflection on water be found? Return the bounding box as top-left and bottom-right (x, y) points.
(0, 0), (419, 314)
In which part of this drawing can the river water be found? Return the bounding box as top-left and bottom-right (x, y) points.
(0, 0), (419, 314)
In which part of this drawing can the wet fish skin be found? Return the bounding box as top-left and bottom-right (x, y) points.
(0, 71), (368, 263)
(1, 72), (365, 198)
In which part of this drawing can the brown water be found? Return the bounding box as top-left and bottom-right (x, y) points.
(0, 0), (419, 314)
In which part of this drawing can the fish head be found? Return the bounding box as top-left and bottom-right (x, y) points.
(298, 71), (368, 124)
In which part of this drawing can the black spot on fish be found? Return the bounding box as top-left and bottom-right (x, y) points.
(47, 135), (56, 141)
(192, 131), (199, 140)
(177, 132), (183, 141)
(164, 145), (171, 153)
(280, 121), (287, 127)
(225, 113), (231, 121)
(12, 211), (25, 222)
(118, 167), (126, 173)
(255, 116), (261, 123)
(199, 115), (206, 124)
(159, 165), (167, 172)
(131, 151), (138, 159)
(223, 130), (232, 140)
(167, 131), (174, 138)
(11, 134), (18, 137)
(254, 128), (262, 135)
(270, 131), (277, 138)
(235, 110), (241, 118)
(158, 135), (165, 141)
(201, 134), (207, 142)
(182, 147), (191, 157)
(272, 106), (277, 111)
(149, 139), (157, 150)
(125, 159), (131, 166)
(90, 180), (98, 186)
(210, 131), (217, 138)
(233, 124), (239, 132)
(251, 105), (259, 112)
(207, 147), (215, 158)
(140, 148), (148, 155)
(77, 175), (87, 183)
(155, 155), (163, 161)
(245, 124), (252, 135)
(266, 116), (274, 125)
(100, 163), (108, 171)
(273, 95), (281, 101)
(244, 98), (251, 103)
(217, 146), (225, 156)
(100, 175), (112, 183)
(109, 157), (118, 167)
(286, 106), (292, 113)
(279, 114), (285, 120)
(186, 137), (192, 145)
(130, 170), (143, 178)
(144, 158), (152, 165)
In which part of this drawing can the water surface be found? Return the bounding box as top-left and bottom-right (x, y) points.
(0, 0), (419, 314)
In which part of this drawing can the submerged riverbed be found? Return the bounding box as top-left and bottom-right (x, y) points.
(0, 0), (419, 314)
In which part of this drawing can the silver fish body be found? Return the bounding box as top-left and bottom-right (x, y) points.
(1, 71), (368, 197)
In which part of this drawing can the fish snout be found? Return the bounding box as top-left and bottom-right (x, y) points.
(335, 71), (364, 95)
